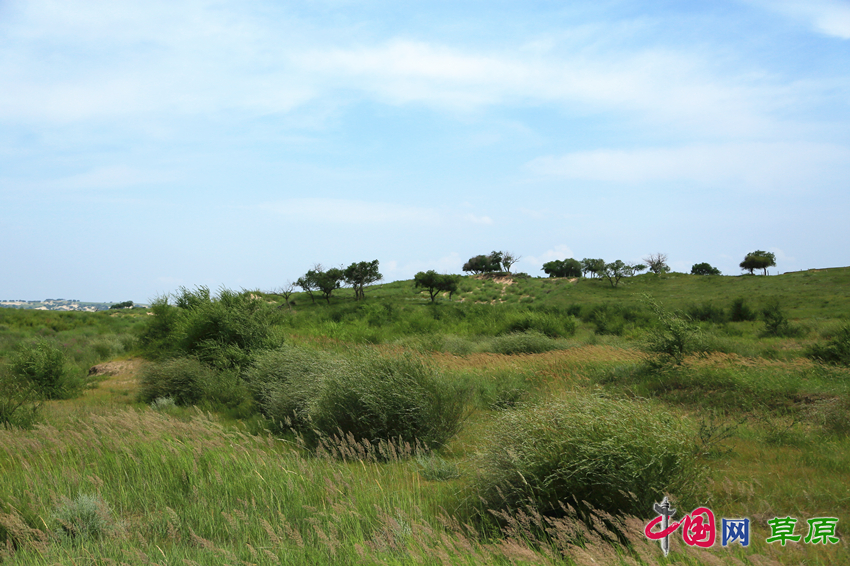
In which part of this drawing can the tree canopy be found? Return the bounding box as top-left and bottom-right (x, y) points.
(691, 263), (721, 276)
(740, 250), (776, 275)
(344, 260), (382, 301)
(463, 252), (503, 274)
(580, 258), (605, 278)
(600, 260), (645, 288)
(414, 271), (460, 302)
(643, 253), (669, 275)
(541, 258), (582, 278)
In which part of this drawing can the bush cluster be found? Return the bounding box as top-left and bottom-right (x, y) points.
(245, 345), (468, 448)
(9, 341), (79, 399)
(475, 393), (698, 518)
(806, 325), (850, 366)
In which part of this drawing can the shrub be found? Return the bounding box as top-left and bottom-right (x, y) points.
(729, 297), (756, 322)
(0, 366), (42, 429)
(488, 331), (562, 355)
(247, 346), (468, 448)
(686, 302), (727, 323)
(10, 341), (77, 399)
(761, 300), (803, 337)
(53, 494), (119, 540)
(805, 325), (850, 366)
(138, 357), (214, 406)
(137, 287), (285, 368)
(644, 299), (701, 365)
(475, 393), (698, 518)
(243, 346), (336, 429)
(691, 263), (721, 276)
(417, 453), (461, 481)
(313, 350), (468, 448)
(499, 310), (576, 338)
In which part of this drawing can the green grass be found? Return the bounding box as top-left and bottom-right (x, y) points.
(3, 269), (850, 564)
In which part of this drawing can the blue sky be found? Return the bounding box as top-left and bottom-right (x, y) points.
(2, 0), (849, 302)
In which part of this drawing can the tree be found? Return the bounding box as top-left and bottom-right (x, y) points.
(740, 250), (776, 276)
(343, 260), (382, 301)
(580, 258), (605, 278)
(314, 267), (344, 304)
(691, 263), (721, 276)
(600, 260), (645, 288)
(110, 301), (134, 309)
(501, 251), (521, 274)
(643, 253), (669, 275)
(541, 258), (582, 278)
(463, 252), (502, 274)
(275, 281), (296, 311)
(414, 271), (460, 302)
(296, 271), (319, 303)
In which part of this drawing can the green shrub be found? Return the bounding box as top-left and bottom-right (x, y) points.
(243, 346), (336, 429)
(475, 393), (698, 518)
(499, 310), (576, 338)
(488, 331), (562, 355)
(247, 346), (468, 448)
(806, 325), (850, 366)
(761, 300), (803, 338)
(138, 287), (285, 368)
(313, 350), (468, 448)
(730, 297), (756, 322)
(138, 357), (214, 406)
(53, 494), (119, 540)
(644, 299), (701, 365)
(417, 453), (461, 481)
(0, 366), (42, 429)
(686, 302), (727, 323)
(10, 341), (78, 399)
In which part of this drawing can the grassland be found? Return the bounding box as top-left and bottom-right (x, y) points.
(1, 269), (849, 565)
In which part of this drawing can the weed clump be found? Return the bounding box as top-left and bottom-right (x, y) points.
(138, 357), (214, 406)
(806, 325), (850, 366)
(475, 393), (698, 519)
(53, 494), (120, 541)
(489, 331), (562, 355)
(246, 345), (468, 448)
(10, 340), (79, 399)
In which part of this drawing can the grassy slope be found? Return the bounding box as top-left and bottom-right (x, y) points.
(2, 271), (850, 564)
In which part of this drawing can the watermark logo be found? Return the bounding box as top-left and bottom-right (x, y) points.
(645, 500), (839, 555)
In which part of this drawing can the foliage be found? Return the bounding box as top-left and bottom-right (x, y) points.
(0, 366), (42, 429)
(138, 356), (214, 406)
(740, 250), (776, 275)
(109, 301), (134, 309)
(691, 262), (721, 276)
(462, 252), (502, 274)
(686, 301), (727, 323)
(580, 258), (605, 278)
(644, 297), (701, 365)
(416, 453), (460, 481)
(475, 393), (698, 518)
(343, 260), (382, 301)
(158, 286), (284, 369)
(413, 271), (460, 302)
(53, 494), (119, 540)
(599, 260), (644, 288)
(500, 251), (521, 273)
(541, 258), (582, 278)
(295, 271), (319, 303)
(313, 268), (344, 304)
(246, 345), (468, 448)
(761, 300), (803, 337)
(488, 331), (563, 355)
(806, 325), (850, 366)
(643, 253), (669, 274)
(9, 340), (77, 399)
(730, 297), (757, 322)
(136, 296), (182, 359)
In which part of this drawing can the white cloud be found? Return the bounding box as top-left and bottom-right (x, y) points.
(528, 142), (850, 192)
(258, 198), (439, 225)
(464, 213), (494, 225)
(523, 245), (575, 268)
(748, 0), (850, 39)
